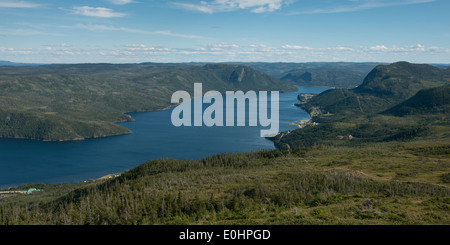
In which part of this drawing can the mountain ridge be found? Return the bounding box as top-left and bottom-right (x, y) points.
(299, 61), (450, 116)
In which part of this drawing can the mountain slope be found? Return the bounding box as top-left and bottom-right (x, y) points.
(280, 62), (380, 88)
(1, 143), (449, 225)
(273, 62), (450, 150)
(299, 62), (450, 116)
(383, 85), (450, 116)
(229, 62), (380, 88)
(354, 61), (448, 98)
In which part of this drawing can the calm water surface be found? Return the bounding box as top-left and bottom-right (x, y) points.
(0, 86), (327, 187)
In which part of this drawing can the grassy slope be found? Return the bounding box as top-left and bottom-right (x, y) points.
(383, 85), (450, 116)
(0, 64), (295, 141)
(232, 62), (381, 88)
(299, 62), (450, 116)
(0, 140), (448, 225)
(279, 63), (380, 88)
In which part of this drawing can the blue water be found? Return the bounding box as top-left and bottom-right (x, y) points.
(0, 86), (327, 188)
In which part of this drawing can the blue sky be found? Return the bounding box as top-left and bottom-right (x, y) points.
(0, 0), (448, 63)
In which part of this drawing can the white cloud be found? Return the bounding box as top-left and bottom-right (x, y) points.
(72, 6), (126, 18)
(123, 44), (174, 52)
(366, 44), (447, 53)
(327, 46), (354, 51)
(0, 47), (34, 55)
(2, 43), (449, 63)
(208, 43), (240, 50)
(282, 44), (314, 50)
(282, 44), (355, 52)
(173, 3), (214, 14)
(289, 0), (436, 15)
(45, 43), (72, 48)
(173, 0), (286, 14)
(369, 45), (389, 51)
(0, 0), (41, 8)
(107, 0), (135, 5)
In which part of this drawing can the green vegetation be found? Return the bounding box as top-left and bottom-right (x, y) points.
(299, 62), (450, 116)
(279, 63), (380, 88)
(235, 62), (381, 88)
(0, 141), (448, 225)
(276, 62), (450, 150)
(0, 61), (448, 225)
(0, 63), (295, 141)
(273, 112), (449, 149)
(383, 85), (450, 116)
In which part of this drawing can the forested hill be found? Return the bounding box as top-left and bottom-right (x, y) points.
(1, 144), (449, 225)
(0, 63), (295, 141)
(229, 62), (381, 88)
(383, 84), (450, 116)
(299, 62), (450, 116)
(1, 61), (449, 225)
(279, 62), (380, 88)
(354, 61), (449, 98)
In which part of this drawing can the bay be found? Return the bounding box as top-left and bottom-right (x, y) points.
(0, 86), (327, 188)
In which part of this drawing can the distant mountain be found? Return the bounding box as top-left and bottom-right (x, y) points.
(279, 62), (381, 88)
(354, 61), (448, 97)
(228, 62), (381, 88)
(383, 85), (450, 116)
(0, 63), (295, 141)
(300, 62), (450, 115)
(0, 60), (42, 66)
(431, 64), (450, 69)
(275, 61), (450, 150)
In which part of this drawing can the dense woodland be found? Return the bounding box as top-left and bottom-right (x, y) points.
(227, 62), (382, 88)
(1, 144), (449, 225)
(275, 63), (450, 150)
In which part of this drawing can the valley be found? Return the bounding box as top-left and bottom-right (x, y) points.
(0, 61), (449, 225)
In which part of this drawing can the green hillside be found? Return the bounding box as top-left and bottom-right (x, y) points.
(383, 85), (450, 116)
(355, 62), (448, 97)
(0, 64), (295, 141)
(1, 140), (449, 225)
(230, 62), (380, 88)
(299, 62), (450, 116)
(279, 62), (379, 88)
(274, 62), (450, 150)
(0, 61), (449, 225)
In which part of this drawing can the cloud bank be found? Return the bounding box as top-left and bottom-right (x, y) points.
(173, 0), (286, 14)
(72, 6), (126, 18)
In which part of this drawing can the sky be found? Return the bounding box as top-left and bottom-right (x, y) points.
(0, 0), (449, 63)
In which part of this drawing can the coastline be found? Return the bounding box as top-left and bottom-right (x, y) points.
(0, 104), (177, 142)
(0, 85), (322, 188)
(0, 130), (132, 142)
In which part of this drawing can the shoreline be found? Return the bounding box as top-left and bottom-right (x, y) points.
(0, 131), (132, 142)
(0, 104), (176, 142)
(0, 86), (322, 188)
